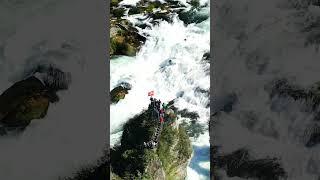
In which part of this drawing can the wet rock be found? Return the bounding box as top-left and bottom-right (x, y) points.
(0, 73), (66, 132)
(110, 19), (146, 57)
(178, 8), (209, 25)
(202, 52), (210, 62)
(111, 8), (126, 19)
(110, 86), (128, 104)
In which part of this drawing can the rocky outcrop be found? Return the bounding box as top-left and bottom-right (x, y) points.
(109, 0), (191, 57)
(110, 82), (131, 104)
(0, 65), (71, 134)
(110, 101), (192, 179)
(110, 19), (146, 57)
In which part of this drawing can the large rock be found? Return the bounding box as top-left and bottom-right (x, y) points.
(0, 66), (71, 133)
(110, 84), (131, 104)
(0, 77), (52, 131)
(110, 100), (192, 179)
(110, 19), (146, 57)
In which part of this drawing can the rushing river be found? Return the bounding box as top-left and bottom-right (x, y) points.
(110, 0), (210, 179)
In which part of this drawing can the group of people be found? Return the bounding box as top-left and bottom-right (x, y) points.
(143, 97), (168, 149)
(150, 97), (166, 123)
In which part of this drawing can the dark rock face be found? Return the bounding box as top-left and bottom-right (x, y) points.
(110, 83), (131, 104)
(202, 52), (210, 62)
(0, 66), (71, 133)
(0, 77), (49, 131)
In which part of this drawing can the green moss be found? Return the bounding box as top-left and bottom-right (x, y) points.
(111, 0), (122, 7)
(156, 124), (178, 175)
(110, 86), (128, 103)
(110, 33), (138, 57)
(175, 125), (192, 161)
(146, 4), (155, 13)
(110, 37), (128, 57)
(111, 105), (192, 179)
(1, 95), (49, 128)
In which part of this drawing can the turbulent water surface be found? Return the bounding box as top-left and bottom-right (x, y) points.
(0, 0), (107, 179)
(213, 0), (320, 179)
(110, 0), (210, 179)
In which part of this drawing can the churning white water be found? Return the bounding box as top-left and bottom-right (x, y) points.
(0, 0), (107, 179)
(110, 1), (210, 179)
(213, 0), (320, 179)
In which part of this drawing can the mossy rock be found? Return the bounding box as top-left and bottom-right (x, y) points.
(111, 101), (191, 179)
(0, 76), (55, 130)
(110, 19), (145, 57)
(1, 94), (49, 128)
(110, 86), (129, 104)
(110, 33), (140, 57)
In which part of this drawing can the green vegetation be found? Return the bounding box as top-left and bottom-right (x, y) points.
(111, 0), (122, 7)
(157, 123), (177, 175)
(176, 126), (192, 161)
(110, 103), (192, 179)
(180, 120), (206, 138)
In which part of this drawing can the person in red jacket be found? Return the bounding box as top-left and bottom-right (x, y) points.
(160, 116), (164, 123)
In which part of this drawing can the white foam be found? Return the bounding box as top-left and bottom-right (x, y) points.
(110, 6), (210, 180)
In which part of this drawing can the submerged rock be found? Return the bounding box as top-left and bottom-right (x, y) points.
(178, 8), (209, 25)
(202, 52), (210, 62)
